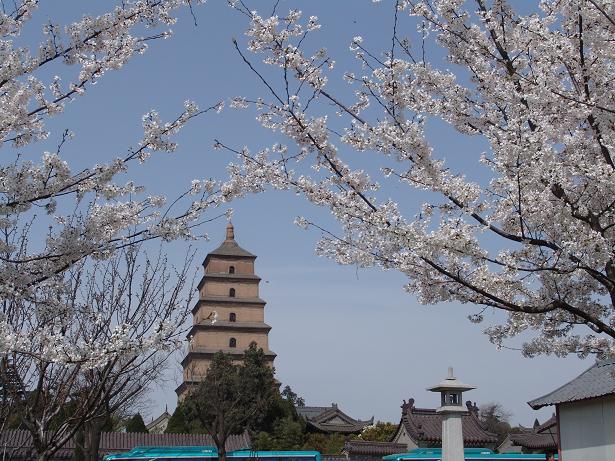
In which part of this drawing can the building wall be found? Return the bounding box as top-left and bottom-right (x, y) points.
(391, 424), (418, 451)
(495, 438), (522, 454)
(192, 330), (269, 349)
(201, 280), (259, 298)
(559, 395), (615, 461)
(194, 305), (264, 324)
(205, 259), (254, 275)
(193, 305), (264, 324)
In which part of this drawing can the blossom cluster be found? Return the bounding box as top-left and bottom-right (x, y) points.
(0, 1), (251, 369)
(223, 0), (615, 358)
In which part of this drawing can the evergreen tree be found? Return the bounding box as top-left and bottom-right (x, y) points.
(165, 406), (190, 434)
(183, 344), (277, 461)
(125, 413), (148, 433)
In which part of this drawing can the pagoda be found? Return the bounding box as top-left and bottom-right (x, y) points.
(176, 222), (276, 399)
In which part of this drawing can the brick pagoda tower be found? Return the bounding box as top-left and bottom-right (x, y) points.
(176, 222), (276, 399)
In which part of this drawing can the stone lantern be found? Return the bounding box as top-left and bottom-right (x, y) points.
(427, 367), (475, 461)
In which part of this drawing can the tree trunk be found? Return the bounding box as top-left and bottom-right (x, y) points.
(83, 415), (106, 461)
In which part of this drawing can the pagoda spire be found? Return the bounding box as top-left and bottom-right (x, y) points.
(226, 221), (235, 241)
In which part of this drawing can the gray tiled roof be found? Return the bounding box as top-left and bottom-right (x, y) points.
(0, 429), (251, 460)
(395, 399), (497, 447)
(528, 357), (615, 409)
(296, 405), (373, 434)
(343, 441), (407, 456)
(207, 240), (255, 259)
(508, 432), (558, 450)
(296, 406), (331, 420)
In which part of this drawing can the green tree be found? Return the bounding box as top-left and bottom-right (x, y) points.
(281, 386), (305, 407)
(125, 413), (148, 433)
(183, 344), (277, 461)
(271, 416), (305, 450)
(254, 416), (305, 451)
(303, 433), (346, 455)
(165, 406), (190, 434)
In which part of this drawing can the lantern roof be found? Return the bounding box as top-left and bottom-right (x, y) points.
(427, 367), (476, 393)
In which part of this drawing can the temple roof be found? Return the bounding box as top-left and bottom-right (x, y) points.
(396, 399), (498, 447)
(528, 357), (615, 409)
(145, 410), (171, 431)
(343, 440), (407, 456)
(297, 404), (374, 434)
(0, 429), (251, 459)
(204, 223), (255, 263)
(496, 416), (558, 452)
(505, 432), (558, 450)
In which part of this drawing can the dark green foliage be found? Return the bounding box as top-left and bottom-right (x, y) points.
(183, 345), (277, 461)
(352, 421), (397, 442)
(302, 433), (346, 455)
(252, 383), (309, 450)
(281, 386), (305, 407)
(253, 416), (305, 450)
(165, 406), (190, 434)
(125, 413), (148, 433)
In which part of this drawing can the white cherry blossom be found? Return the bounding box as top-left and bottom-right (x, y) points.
(222, 0), (615, 358)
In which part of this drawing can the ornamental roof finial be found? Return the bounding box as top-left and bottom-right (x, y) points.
(226, 221), (235, 240)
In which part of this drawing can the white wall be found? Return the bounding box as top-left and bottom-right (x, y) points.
(559, 395), (615, 461)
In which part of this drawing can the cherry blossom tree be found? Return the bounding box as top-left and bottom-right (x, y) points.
(0, 1), (243, 364)
(0, 1), (241, 458)
(2, 243), (196, 461)
(221, 0), (615, 358)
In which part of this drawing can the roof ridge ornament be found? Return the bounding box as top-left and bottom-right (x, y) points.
(226, 221), (235, 241)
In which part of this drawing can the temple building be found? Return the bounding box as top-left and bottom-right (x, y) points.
(344, 398), (498, 459)
(176, 222), (276, 399)
(391, 398), (498, 450)
(496, 415), (558, 455)
(296, 404), (373, 434)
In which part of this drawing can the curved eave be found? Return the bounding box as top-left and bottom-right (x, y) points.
(181, 349), (277, 367)
(197, 274), (261, 291)
(175, 380), (195, 396)
(203, 252), (256, 267)
(306, 421), (368, 434)
(187, 322), (272, 338)
(192, 297), (266, 314)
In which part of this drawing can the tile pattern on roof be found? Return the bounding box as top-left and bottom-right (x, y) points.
(343, 441), (407, 456)
(0, 429), (251, 459)
(528, 357), (615, 409)
(508, 432), (558, 450)
(398, 398), (498, 447)
(297, 405), (373, 434)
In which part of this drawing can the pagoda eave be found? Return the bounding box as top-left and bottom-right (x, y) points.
(197, 274), (261, 291)
(181, 348), (277, 367)
(187, 322), (272, 338)
(192, 296), (266, 314)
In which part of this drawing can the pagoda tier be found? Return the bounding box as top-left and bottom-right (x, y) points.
(176, 222), (276, 399)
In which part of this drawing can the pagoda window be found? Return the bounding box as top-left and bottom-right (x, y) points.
(229, 288), (236, 297)
(229, 266), (235, 274)
(229, 337), (237, 348)
(229, 312), (236, 322)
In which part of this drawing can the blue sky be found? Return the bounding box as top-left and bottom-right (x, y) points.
(19, 0), (590, 427)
